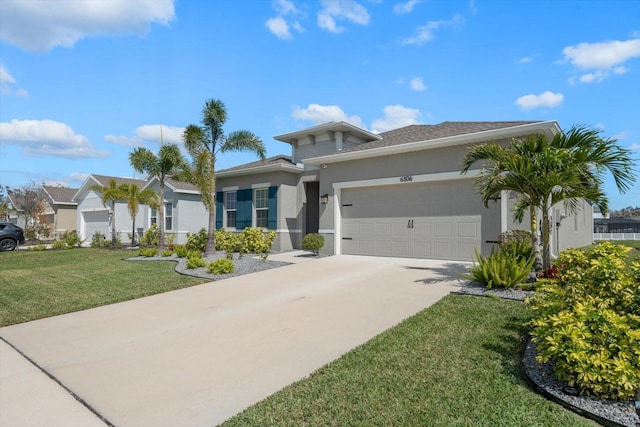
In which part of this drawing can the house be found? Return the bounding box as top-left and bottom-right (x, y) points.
(73, 174), (149, 243)
(213, 120), (593, 261)
(594, 217), (640, 234)
(40, 185), (78, 238)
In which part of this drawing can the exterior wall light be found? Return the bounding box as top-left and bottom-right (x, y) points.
(320, 194), (329, 204)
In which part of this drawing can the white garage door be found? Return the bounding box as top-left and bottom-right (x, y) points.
(83, 211), (109, 239)
(341, 180), (481, 261)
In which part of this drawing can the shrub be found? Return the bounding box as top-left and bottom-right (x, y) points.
(185, 250), (206, 269)
(51, 240), (67, 250)
(138, 247), (158, 257)
(215, 229), (243, 259)
(62, 230), (83, 248)
(500, 240), (533, 262)
(241, 228), (277, 259)
(498, 229), (531, 245)
(302, 233), (324, 255)
(28, 244), (47, 251)
(140, 224), (159, 246)
(526, 242), (640, 400)
(208, 258), (235, 275)
(461, 248), (534, 289)
(186, 228), (208, 252)
(174, 244), (188, 258)
(165, 233), (176, 250)
(91, 231), (106, 248)
(161, 249), (174, 257)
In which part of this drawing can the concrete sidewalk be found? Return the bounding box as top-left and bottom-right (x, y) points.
(0, 255), (468, 427)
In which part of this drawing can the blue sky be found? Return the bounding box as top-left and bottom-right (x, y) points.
(0, 0), (639, 210)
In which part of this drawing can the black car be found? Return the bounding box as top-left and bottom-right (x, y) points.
(0, 222), (26, 251)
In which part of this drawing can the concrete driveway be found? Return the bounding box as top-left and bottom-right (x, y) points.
(0, 255), (468, 427)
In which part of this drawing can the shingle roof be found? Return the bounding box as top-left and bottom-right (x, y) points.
(218, 155), (295, 173)
(340, 121), (542, 154)
(165, 177), (200, 192)
(41, 185), (78, 204)
(91, 174), (147, 187)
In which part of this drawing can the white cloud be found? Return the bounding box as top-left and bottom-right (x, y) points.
(517, 56), (533, 64)
(266, 16), (292, 40)
(629, 143), (640, 151)
(0, 0), (175, 52)
(0, 119), (109, 158)
(317, 0), (370, 34)
(292, 104), (364, 128)
(409, 77), (426, 91)
(266, 0), (304, 39)
(612, 131), (629, 141)
(562, 38), (640, 84)
(394, 0), (421, 15)
(515, 91), (564, 110)
(370, 105), (421, 133)
(402, 14), (464, 46)
(105, 124), (185, 147)
(0, 64), (27, 96)
(69, 172), (90, 184)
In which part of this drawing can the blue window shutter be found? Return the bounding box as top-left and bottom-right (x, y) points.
(236, 189), (253, 230)
(215, 191), (223, 229)
(267, 186), (278, 230)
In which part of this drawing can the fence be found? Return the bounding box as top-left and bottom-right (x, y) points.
(593, 233), (640, 241)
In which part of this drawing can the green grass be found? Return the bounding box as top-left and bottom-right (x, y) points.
(224, 295), (596, 427)
(0, 248), (206, 326)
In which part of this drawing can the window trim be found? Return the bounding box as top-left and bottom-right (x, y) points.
(254, 188), (269, 229)
(224, 190), (238, 229)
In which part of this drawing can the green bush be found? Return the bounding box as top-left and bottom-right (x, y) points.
(138, 247), (158, 257)
(241, 228), (277, 259)
(302, 233), (324, 255)
(161, 249), (174, 257)
(174, 244), (188, 258)
(62, 230), (83, 248)
(461, 248), (534, 289)
(526, 242), (640, 400)
(215, 229), (243, 259)
(500, 240), (533, 262)
(186, 228), (208, 252)
(208, 258), (235, 275)
(51, 240), (67, 250)
(498, 229), (531, 245)
(28, 244), (47, 251)
(185, 250), (206, 269)
(140, 224), (159, 246)
(91, 231), (106, 248)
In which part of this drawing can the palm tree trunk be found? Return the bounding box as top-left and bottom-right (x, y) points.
(131, 218), (136, 246)
(158, 181), (165, 252)
(205, 167), (217, 256)
(529, 206), (543, 272)
(541, 207), (552, 273)
(111, 201), (117, 245)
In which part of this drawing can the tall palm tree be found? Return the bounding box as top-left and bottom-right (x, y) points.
(461, 125), (636, 272)
(90, 178), (128, 245)
(183, 99), (266, 255)
(129, 143), (187, 252)
(124, 183), (159, 246)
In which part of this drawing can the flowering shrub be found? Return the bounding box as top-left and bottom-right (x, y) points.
(526, 242), (640, 400)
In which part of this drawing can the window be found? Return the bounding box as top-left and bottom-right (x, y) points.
(150, 203), (172, 230)
(225, 191), (237, 228)
(255, 188), (268, 228)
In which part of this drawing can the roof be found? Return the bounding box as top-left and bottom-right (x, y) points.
(217, 155), (303, 178)
(73, 174), (148, 202)
(274, 122), (381, 144)
(594, 217), (640, 224)
(143, 176), (201, 194)
(303, 120), (561, 165)
(41, 185), (78, 205)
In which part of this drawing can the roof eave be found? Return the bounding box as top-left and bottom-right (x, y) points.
(274, 121), (382, 144)
(218, 162), (304, 178)
(304, 121), (561, 166)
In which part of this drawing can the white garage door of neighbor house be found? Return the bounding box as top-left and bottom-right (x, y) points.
(341, 180), (481, 261)
(83, 211), (109, 239)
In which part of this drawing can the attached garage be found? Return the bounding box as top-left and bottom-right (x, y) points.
(82, 210), (109, 239)
(340, 180), (482, 261)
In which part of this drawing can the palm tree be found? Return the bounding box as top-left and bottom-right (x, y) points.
(461, 125), (636, 272)
(90, 178), (128, 245)
(129, 144), (187, 252)
(183, 99), (266, 255)
(124, 183), (159, 246)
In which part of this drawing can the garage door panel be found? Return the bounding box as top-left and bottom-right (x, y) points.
(341, 182), (481, 261)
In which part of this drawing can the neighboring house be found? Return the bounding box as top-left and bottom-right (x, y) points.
(213, 120), (593, 261)
(5, 193), (25, 228)
(40, 185), (78, 238)
(142, 177), (209, 244)
(594, 217), (640, 233)
(73, 174), (149, 242)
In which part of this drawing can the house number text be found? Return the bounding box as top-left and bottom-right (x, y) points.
(400, 175), (413, 182)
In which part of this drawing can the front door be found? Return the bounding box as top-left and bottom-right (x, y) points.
(305, 181), (320, 235)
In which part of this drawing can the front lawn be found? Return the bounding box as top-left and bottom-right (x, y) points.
(224, 295), (596, 426)
(0, 248), (206, 326)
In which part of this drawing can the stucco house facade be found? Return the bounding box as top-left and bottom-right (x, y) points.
(40, 185), (78, 238)
(213, 120), (593, 261)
